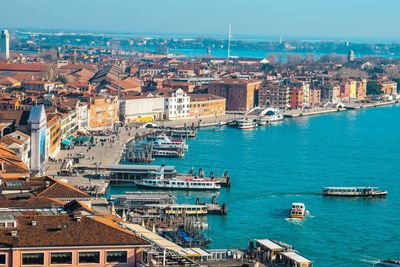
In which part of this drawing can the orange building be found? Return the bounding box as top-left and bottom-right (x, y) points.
(188, 94), (226, 118)
(289, 87), (304, 109)
(46, 114), (61, 159)
(208, 79), (261, 111)
(88, 96), (119, 129)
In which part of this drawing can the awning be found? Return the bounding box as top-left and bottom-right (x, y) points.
(73, 136), (90, 142)
(280, 251), (312, 264)
(256, 239), (284, 251)
(61, 139), (73, 146)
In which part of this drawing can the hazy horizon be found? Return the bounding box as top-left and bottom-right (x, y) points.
(2, 0), (400, 43)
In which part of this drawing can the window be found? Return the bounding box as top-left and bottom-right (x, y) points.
(79, 252), (100, 264)
(0, 254), (5, 264)
(51, 252), (72, 265)
(106, 251), (127, 264)
(22, 253), (44, 265)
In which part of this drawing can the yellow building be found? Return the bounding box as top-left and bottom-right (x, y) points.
(88, 96), (119, 129)
(47, 114), (61, 158)
(349, 80), (357, 100)
(188, 94), (226, 118)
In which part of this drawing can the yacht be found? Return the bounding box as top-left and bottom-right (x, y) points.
(235, 118), (257, 129)
(135, 177), (221, 190)
(322, 187), (387, 197)
(289, 203), (306, 219)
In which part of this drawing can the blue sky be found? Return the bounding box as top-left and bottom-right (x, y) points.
(1, 0), (400, 40)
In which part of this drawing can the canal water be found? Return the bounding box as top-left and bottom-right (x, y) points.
(108, 105), (400, 266)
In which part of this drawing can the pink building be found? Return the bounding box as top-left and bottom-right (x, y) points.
(0, 214), (150, 267)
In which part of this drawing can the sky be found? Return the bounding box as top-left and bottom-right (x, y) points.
(1, 0), (400, 41)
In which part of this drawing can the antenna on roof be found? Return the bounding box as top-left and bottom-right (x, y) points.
(227, 24), (232, 59)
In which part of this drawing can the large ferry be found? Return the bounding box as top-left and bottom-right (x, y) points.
(235, 118), (257, 129)
(289, 203), (306, 219)
(322, 187), (387, 197)
(146, 135), (188, 151)
(135, 177), (221, 191)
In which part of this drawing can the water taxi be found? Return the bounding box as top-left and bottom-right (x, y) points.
(322, 187), (387, 197)
(135, 177), (221, 191)
(380, 260), (400, 267)
(289, 203), (306, 219)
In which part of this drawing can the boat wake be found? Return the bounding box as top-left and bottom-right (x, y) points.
(267, 192), (320, 198)
(285, 218), (304, 224)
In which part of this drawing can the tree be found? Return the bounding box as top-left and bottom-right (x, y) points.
(366, 81), (382, 95)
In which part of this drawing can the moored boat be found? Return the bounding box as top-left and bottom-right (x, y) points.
(289, 203), (306, 219)
(135, 177), (221, 191)
(322, 187), (387, 197)
(236, 118), (257, 129)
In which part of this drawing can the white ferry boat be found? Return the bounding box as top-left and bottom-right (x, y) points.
(135, 177), (221, 191)
(147, 135), (188, 151)
(256, 116), (270, 126)
(260, 108), (284, 122)
(152, 149), (184, 158)
(322, 187), (387, 197)
(236, 118), (257, 129)
(289, 203), (306, 219)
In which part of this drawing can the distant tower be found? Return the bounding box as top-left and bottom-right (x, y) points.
(348, 49), (355, 62)
(0, 29), (10, 61)
(279, 36), (282, 45)
(227, 24), (232, 59)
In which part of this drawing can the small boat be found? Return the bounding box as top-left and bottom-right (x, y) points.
(379, 260), (400, 267)
(322, 187), (387, 197)
(135, 177), (221, 191)
(289, 203), (306, 219)
(236, 118), (257, 129)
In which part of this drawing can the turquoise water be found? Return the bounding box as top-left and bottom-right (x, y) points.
(108, 105), (400, 266)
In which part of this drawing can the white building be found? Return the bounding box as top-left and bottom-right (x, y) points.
(120, 94), (165, 123)
(77, 103), (88, 129)
(0, 29), (10, 61)
(28, 105), (47, 176)
(165, 89), (190, 120)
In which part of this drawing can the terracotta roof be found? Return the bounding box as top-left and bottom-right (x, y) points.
(0, 214), (149, 248)
(0, 196), (63, 209)
(36, 177), (90, 199)
(0, 144), (29, 179)
(0, 63), (48, 72)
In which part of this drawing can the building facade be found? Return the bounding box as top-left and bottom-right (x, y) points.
(164, 89), (190, 120)
(208, 79), (261, 111)
(88, 96), (119, 129)
(188, 94), (226, 118)
(120, 94), (165, 123)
